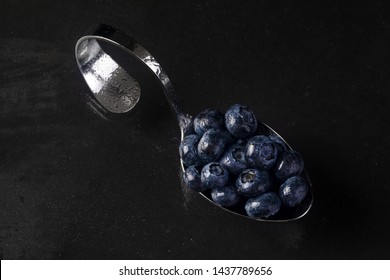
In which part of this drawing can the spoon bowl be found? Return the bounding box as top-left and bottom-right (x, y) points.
(75, 24), (313, 221)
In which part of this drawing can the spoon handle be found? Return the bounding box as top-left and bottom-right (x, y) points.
(127, 34), (194, 135)
(75, 24), (192, 133)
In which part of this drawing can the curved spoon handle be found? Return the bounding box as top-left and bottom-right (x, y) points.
(75, 24), (192, 133)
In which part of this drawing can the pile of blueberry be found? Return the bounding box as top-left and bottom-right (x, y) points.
(179, 104), (309, 220)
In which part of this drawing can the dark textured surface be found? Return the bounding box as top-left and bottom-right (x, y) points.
(1, 0), (389, 259)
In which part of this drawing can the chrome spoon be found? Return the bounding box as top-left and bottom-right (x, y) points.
(75, 24), (313, 221)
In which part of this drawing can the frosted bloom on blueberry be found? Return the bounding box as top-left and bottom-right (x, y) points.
(201, 162), (229, 189)
(236, 169), (271, 197)
(220, 144), (248, 175)
(279, 176), (308, 207)
(194, 108), (224, 136)
(197, 128), (231, 162)
(246, 135), (279, 170)
(245, 192), (281, 218)
(179, 134), (202, 166)
(183, 166), (207, 192)
(211, 185), (241, 207)
(275, 150), (304, 181)
(225, 104), (257, 138)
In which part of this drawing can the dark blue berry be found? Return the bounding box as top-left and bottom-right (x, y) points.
(183, 166), (207, 192)
(274, 150), (304, 182)
(194, 108), (224, 136)
(268, 134), (288, 154)
(211, 185), (241, 207)
(225, 104), (257, 138)
(245, 192), (281, 218)
(219, 144), (248, 176)
(179, 114), (195, 137)
(179, 134), (201, 166)
(201, 162), (229, 189)
(246, 135), (279, 170)
(197, 129), (231, 162)
(279, 176), (308, 207)
(236, 169), (271, 197)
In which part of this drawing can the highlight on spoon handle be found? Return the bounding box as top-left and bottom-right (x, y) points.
(75, 24), (192, 130)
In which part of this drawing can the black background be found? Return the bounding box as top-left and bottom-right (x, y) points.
(1, 0), (389, 259)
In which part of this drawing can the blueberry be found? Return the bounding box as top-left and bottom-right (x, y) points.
(236, 169), (271, 196)
(279, 176), (308, 207)
(197, 129), (231, 162)
(211, 185), (241, 207)
(268, 134), (288, 154)
(219, 144), (248, 176)
(246, 135), (279, 170)
(274, 150), (304, 181)
(245, 192), (281, 218)
(179, 134), (202, 166)
(179, 114), (195, 137)
(182, 166), (207, 192)
(201, 162), (229, 189)
(225, 104), (258, 138)
(194, 108), (224, 136)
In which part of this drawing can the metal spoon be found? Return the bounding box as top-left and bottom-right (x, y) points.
(75, 24), (313, 221)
